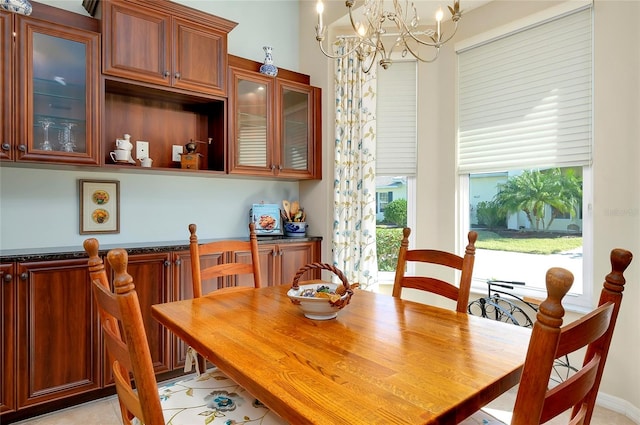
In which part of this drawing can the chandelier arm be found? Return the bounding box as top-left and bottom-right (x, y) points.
(403, 42), (441, 64)
(398, 18), (459, 48)
(316, 36), (363, 60)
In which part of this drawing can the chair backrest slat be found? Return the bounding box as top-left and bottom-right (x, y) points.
(392, 228), (477, 313)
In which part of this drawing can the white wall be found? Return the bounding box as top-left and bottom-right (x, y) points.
(298, 0), (640, 419)
(0, 0), (302, 251)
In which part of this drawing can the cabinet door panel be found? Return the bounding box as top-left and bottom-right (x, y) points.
(115, 253), (171, 375)
(173, 18), (226, 96)
(1, 12), (12, 161)
(232, 245), (276, 287)
(229, 68), (275, 175)
(16, 17), (99, 164)
(278, 243), (317, 286)
(278, 83), (312, 176)
(1, 263), (16, 414)
(103, 2), (170, 85)
(16, 259), (99, 408)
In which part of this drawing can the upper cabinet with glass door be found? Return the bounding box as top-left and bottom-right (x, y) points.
(228, 56), (322, 180)
(228, 67), (275, 176)
(3, 6), (100, 164)
(277, 80), (321, 179)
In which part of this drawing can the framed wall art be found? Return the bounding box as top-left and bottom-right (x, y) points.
(250, 203), (283, 236)
(79, 179), (120, 234)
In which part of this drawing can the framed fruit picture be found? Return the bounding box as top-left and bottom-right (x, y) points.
(79, 179), (120, 234)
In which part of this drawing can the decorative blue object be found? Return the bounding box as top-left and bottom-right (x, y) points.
(259, 46), (278, 77)
(284, 221), (307, 237)
(1, 0), (32, 15)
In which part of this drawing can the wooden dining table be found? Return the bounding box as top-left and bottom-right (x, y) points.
(151, 285), (531, 424)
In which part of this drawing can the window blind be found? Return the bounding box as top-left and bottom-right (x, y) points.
(457, 6), (592, 174)
(376, 61), (417, 176)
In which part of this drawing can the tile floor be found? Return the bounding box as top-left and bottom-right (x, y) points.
(10, 386), (637, 424)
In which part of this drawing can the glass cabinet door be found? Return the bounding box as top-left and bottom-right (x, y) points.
(33, 33), (87, 153)
(237, 79), (268, 167)
(229, 68), (274, 175)
(277, 81), (317, 178)
(280, 87), (310, 171)
(17, 18), (99, 164)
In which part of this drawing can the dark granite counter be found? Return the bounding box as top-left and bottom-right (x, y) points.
(0, 236), (323, 262)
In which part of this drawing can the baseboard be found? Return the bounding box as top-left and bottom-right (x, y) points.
(598, 391), (640, 424)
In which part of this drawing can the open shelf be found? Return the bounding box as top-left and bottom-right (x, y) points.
(103, 81), (226, 171)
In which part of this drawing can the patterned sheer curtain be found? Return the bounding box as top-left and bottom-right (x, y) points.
(332, 39), (378, 290)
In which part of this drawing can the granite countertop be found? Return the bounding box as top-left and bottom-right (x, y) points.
(0, 235), (322, 262)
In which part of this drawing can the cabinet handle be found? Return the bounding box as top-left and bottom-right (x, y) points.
(164, 71), (170, 78)
(18, 144), (27, 152)
(20, 272), (28, 280)
(278, 165), (283, 171)
(279, 251), (284, 256)
(3, 274), (12, 283)
(164, 260), (170, 267)
(175, 72), (181, 79)
(270, 164), (276, 171)
(175, 259), (181, 266)
(1, 143), (9, 151)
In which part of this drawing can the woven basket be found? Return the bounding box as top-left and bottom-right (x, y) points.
(288, 263), (355, 317)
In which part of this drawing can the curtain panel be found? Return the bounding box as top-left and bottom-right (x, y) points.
(332, 39), (378, 289)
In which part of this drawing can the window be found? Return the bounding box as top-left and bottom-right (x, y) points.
(376, 191), (392, 214)
(375, 61), (417, 282)
(457, 4), (593, 310)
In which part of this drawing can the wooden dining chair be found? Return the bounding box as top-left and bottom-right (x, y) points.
(392, 227), (478, 312)
(188, 222), (262, 371)
(462, 248), (633, 425)
(189, 222), (262, 298)
(84, 238), (164, 425)
(84, 238), (285, 425)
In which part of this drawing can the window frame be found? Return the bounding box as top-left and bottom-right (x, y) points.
(456, 1), (594, 312)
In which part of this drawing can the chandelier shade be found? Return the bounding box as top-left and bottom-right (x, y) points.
(315, 0), (462, 73)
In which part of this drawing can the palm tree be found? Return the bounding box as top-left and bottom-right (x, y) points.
(494, 168), (582, 231)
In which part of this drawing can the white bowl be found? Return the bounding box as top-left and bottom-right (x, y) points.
(287, 283), (349, 320)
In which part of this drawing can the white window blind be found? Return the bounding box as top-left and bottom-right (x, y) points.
(457, 6), (592, 174)
(376, 61), (417, 176)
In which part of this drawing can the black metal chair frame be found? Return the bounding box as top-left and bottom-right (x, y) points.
(468, 279), (577, 384)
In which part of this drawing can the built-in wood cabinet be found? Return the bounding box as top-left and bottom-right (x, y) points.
(0, 12), (12, 162)
(16, 259), (100, 409)
(100, 0), (236, 97)
(1, 237), (321, 422)
(228, 55), (322, 179)
(0, 5), (100, 164)
(0, 263), (16, 415)
(89, 0), (233, 171)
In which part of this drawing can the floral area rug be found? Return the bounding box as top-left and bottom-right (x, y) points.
(154, 367), (287, 425)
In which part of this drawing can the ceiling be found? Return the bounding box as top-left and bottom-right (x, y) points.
(331, 0), (492, 26)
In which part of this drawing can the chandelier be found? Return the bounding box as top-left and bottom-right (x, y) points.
(315, 0), (462, 73)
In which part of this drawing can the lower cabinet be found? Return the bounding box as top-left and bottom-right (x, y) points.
(104, 252), (173, 381)
(15, 259), (100, 409)
(260, 241), (321, 286)
(1, 263), (16, 416)
(1, 238), (321, 421)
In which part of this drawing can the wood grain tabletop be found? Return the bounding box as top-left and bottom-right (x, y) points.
(152, 285), (531, 424)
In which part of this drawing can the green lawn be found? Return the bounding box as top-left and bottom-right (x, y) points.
(474, 230), (582, 255)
